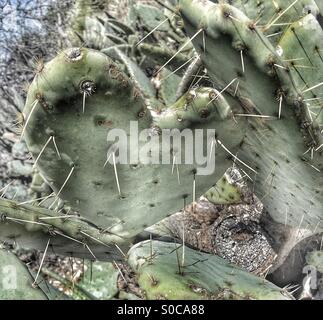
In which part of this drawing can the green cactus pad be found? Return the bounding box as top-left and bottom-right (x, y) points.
(127, 240), (293, 300)
(278, 14), (323, 128)
(159, 69), (183, 106)
(133, 4), (171, 32)
(152, 86), (233, 129)
(114, 48), (156, 99)
(0, 198), (130, 260)
(23, 48), (245, 242)
(219, 0), (320, 45)
(179, 0), (323, 232)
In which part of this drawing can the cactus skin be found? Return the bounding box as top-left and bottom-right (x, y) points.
(159, 69), (182, 107)
(0, 249), (47, 300)
(220, 0), (320, 42)
(316, 0), (323, 15)
(278, 14), (323, 128)
(178, 0), (323, 232)
(138, 43), (189, 70)
(132, 3), (171, 32)
(114, 48), (156, 100)
(152, 86), (233, 129)
(127, 240), (293, 300)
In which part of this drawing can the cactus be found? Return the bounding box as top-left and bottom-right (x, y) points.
(178, 0), (323, 232)
(127, 240), (293, 300)
(204, 167), (244, 204)
(19, 46), (248, 252)
(22, 48), (150, 240)
(159, 69), (182, 106)
(0, 197), (130, 260)
(68, 0), (112, 48)
(114, 48), (156, 99)
(76, 260), (119, 299)
(278, 14), (323, 129)
(132, 3), (172, 32)
(219, 0), (320, 43)
(2, 0), (323, 300)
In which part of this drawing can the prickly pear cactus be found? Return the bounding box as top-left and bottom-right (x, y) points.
(2, 0), (323, 301)
(21, 46), (251, 244)
(22, 47), (150, 239)
(278, 13), (323, 129)
(178, 0), (323, 232)
(220, 0), (320, 42)
(127, 240), (293, 300)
